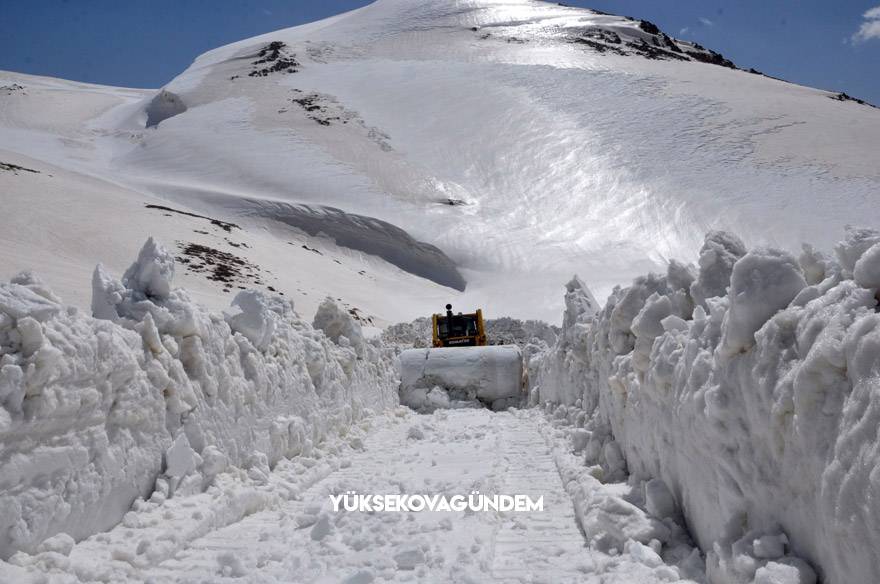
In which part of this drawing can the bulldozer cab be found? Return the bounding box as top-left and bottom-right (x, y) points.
(432, 304), (487, 347)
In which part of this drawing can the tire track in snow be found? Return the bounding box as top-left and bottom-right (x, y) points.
(489, 412), (589, 583)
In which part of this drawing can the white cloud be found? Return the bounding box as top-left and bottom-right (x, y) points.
(679, 27), (690, 35)
(853, 5), (880, 42)
(698, 17), (714, 27)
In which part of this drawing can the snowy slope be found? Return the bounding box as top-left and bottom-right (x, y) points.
(2, 0), (879, 323)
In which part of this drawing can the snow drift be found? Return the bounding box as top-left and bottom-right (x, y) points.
(0, 238), (399, 559)
(530, 228), (880, 583)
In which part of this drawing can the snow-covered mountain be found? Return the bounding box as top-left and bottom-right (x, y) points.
(2, 0), (879, 325)
(4, 3), (880, 582)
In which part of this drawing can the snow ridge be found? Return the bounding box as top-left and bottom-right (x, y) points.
(0, 239), (399, 559)
(529, 228), (880, 583)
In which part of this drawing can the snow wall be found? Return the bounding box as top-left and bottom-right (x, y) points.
(529, 229), (880, 584)
(0, 238), (399, 559)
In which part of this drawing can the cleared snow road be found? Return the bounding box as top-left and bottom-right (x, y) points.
(135, 409), (588, 583)
(9, 408), (704, 583)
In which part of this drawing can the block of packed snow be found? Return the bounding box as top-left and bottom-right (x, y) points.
(690, 230), (746, 308)
(753, 533), (787, 559)
(393, 547), (425, 570)
(563, 276), (600, 328)
(425, 386), (450, 409)
(721, 248), (806, 356)
(644, 478), (676, 519)
(9, 272), (62, 305)
(0, 283), (61, 322)
(754, 558), (817, 584)
(631, 293), (674, 372)
(399, 346), (523, 410)
(609, 273), (669, 355)
(798, 244), (832, 286)
(36, 533), (75, 557)
(122, 237), (175, 300)
(834, 226), (880, 277)
(165, 433), (202, 478)
(853, 242), (880, 290)
(224, 290), (279, 351)
(91, 263), (126, 321)
(581, 493), (671, 548)
(313, 297), (365, 357)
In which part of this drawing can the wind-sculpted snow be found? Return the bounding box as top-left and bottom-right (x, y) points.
(242, 199), (466, 291)
(144, 90), (186, 128)
(0, 239), (399, 559)
(529, 227), (880, 583)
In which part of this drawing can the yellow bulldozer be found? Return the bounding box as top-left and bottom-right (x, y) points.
(399, 303), (524, 411)
(432, 304), (487, 347)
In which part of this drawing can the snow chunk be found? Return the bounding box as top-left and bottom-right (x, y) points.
(425, 386), (450, 409)
(721, 248), (805, 356)
(564, 275), (600, 327)
(853, 242), (880, 290)
(36, 533), (74, 557)
(201, 445), (229, 479)
(690, 230), (747, 308)
(393, 547), (425, 570)
(754, 559), (817, 584)
(310, 514), (333, 541)
(644, 478), (676, 519)
(313, 297), (365, 357)
(582, 493), (671, 548)
(10, 272), (62, 304)
(631, 293), (674, 372)
(0, 283), (61, 322)
(91, 263), (126, 321)
(753, 533), (787, 559)
(122, 237), (175, 300)
(216, 551), (248, 578)
(834, 226), (880, 277)
(165, 433), (202, 478)
(798, 244), (831, 286)
(224, 290), (280, 351)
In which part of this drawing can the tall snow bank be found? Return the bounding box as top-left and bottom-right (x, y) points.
(0, 239), (398, 559)
(529, 228), (880, 584)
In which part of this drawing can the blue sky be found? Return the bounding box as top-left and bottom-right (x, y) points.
(1, 1), (878, 103)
